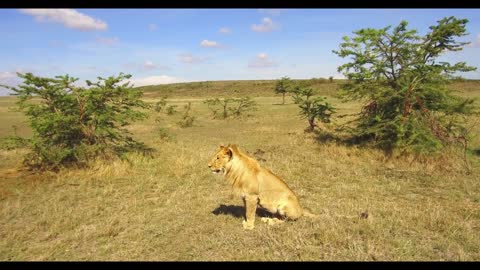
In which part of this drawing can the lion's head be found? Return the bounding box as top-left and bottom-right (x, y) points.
(208, 144), (234, 174)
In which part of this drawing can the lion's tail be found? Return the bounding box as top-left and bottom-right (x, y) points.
(302, 209), (318, 219)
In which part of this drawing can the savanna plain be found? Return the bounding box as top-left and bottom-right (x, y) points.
(1, 80), (479, 261)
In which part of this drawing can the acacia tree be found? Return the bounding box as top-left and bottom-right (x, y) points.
(178, 102), (196, 128)
(333, 16), (477, 153)
(204, 98), (234, 119)
(274, 76), (292, 105)
(229, 97), (258, 118)
(293, 87), (336, 132)
(154, 96), (168, 113)
(1, 72), (150, 170)
(204, 97), (257, 119)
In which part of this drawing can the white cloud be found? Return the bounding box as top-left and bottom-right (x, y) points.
(468, 34), (480, 48)
(0, 68), (36, 84)
(251, 17), (277, 33)
(178, 53), (209, 64)
(219, 27), (231, 34)
(248, 53), (277, 68)
(258, 9), (283, 16)
(122, 61), (170, 71)
(0, 71), (18, 85)
(19, 9), (107, 31)
(148, 23), (157, 31)
(73, 80), (89, 88)
(143, 60), (156, 70)
(95, 36), (119, 46)
(200, 39), (221, 48)
(0, 70), (30, 95)
(128, 75), (183, 87)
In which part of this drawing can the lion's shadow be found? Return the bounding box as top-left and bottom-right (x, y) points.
(212, 204), (276, 219)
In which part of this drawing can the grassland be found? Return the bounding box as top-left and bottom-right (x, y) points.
(0, 80), (479, 261)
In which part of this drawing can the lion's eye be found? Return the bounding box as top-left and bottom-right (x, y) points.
(216, 157), (219, 160)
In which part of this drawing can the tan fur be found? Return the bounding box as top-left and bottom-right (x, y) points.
(208, 144), (316, 230)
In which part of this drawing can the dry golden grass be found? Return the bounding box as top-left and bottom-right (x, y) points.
(0, 82), (479, 261)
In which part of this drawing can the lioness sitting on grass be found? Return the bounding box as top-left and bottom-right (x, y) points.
(208, 144), (316, 230)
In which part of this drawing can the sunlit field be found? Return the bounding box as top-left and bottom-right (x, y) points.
(1, 80), (479, 261)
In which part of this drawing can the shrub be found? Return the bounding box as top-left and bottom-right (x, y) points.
(293, 87), (336, 132)
(0, 125), (29, 150)
(166, 105), (178, 115)
(204, 97), (258, 119)
(274, 76), (292, 105)
(0, 72), (151, 170)
(178, 102), (196, 128)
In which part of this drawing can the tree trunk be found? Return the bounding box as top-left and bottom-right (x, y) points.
(306, 117), (316, 132)
(223, 102), (228, 119)
(282, 93), (285, 105)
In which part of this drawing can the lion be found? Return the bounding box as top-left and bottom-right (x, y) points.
(208, 144), (316, 230)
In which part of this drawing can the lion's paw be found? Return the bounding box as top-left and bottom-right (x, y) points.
(242, 220), (255, 230)
(260, 217), (284, 226)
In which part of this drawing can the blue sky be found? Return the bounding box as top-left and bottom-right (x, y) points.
(1, 8), (480, 95)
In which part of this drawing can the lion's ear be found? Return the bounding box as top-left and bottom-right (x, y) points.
(219, 143), (225, 149)
(230, 144), (238, 152)
(226, 147), (233, 160)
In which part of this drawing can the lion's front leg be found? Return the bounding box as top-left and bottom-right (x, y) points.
(242, 195), (258, 230)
